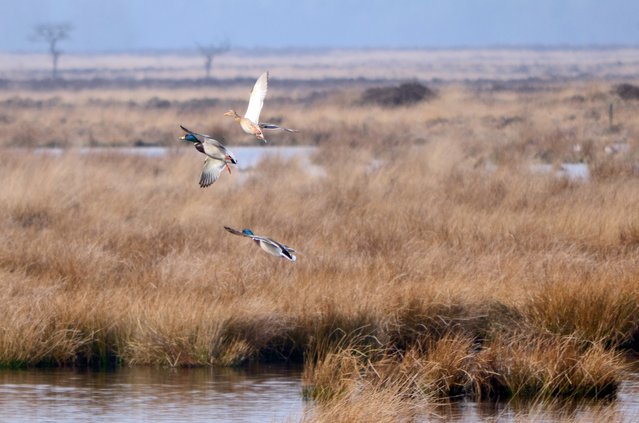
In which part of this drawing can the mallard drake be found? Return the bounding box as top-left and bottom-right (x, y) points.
(224, 71), (297, 143)
(179, 125), (237, 188)
(224, 226), (296, 262)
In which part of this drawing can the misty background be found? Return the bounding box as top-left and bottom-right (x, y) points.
(1, 0), (639, 52)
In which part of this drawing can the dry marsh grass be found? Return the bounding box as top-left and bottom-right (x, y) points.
(2, 138), (636, 377)
(2, 68), (639, 416)
(2, 54), (639, 152)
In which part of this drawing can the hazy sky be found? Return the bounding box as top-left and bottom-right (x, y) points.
(1, 0), (639, 52)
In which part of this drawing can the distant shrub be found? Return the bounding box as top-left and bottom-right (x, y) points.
(0, 96), (61, 108)
(614, 83), (639, 100)
(362, 82), (435, 107)
(145, 97), (171, 109)
(178, 98), (218, 111)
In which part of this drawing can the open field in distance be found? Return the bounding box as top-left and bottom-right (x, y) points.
(0, 49), (638, 150)
(0, 78), (639, 150)
(2, 48), (639, 81)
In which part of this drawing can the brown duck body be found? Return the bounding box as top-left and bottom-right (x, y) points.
(226, 110), (267, 142)
(224, 72), (297, 143)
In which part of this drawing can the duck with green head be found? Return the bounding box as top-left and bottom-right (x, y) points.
(224, 226), (296, 262)
(224, 71), (297, 143)
(179, 125), (237, 188)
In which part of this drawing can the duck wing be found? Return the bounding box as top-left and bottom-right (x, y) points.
(181, 125), (227, 150)
(180, 125), (210, 140)
(199, 157), (226, 188)
(244, 71), (268, 124)
(259, 122), (298, 133)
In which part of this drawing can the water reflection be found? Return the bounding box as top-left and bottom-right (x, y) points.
(427, 371), (639, 422)
(0, 366), (304, 423)
(0, 366), (638, 422)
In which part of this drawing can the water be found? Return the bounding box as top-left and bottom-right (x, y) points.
(32, 145), (318, 169)
(437, 371), (639, 422)
(528, 162), (590, 181)
(0, 366), (305, 423)
(29, 145), (325, 178)
(30, 146), (600, 182)
(1, 367), (638, 423)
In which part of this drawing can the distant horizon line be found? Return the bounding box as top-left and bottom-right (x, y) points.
(3, 44), (639, 55)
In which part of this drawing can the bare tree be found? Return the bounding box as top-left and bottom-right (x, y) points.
(197, 41), (230, 79)
(31, 23), (73, 79)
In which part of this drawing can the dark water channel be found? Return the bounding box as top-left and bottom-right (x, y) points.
(1, 366), (638, 422)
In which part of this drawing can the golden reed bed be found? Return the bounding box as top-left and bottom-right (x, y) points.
(1, 53), (639, 419)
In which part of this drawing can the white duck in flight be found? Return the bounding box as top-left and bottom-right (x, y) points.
(224, 71), (297, 143)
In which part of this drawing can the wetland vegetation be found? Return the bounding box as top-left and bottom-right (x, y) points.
(1, 48), (639, 421)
